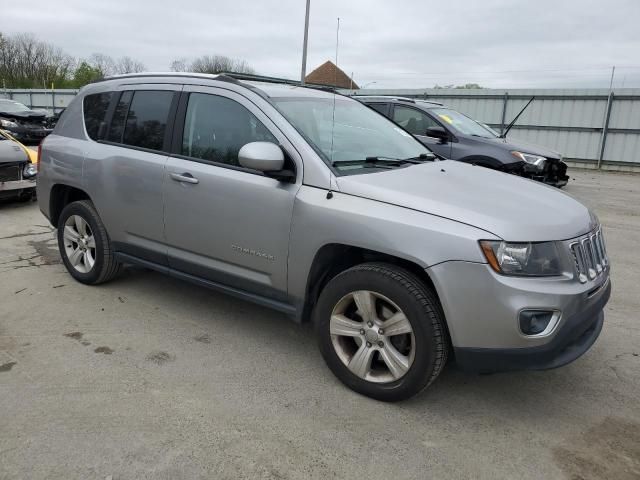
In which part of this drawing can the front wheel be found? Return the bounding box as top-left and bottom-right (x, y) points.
(315, 263), (448, 402)
(57, 200), (122, 284)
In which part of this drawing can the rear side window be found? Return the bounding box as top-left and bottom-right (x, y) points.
(392, 105), (440, 136)
(83, 92), (113, 140)
(106, 91), (133, 143)
(122, 91), (174, 151)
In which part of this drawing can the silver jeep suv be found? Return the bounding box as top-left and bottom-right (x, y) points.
(37, 73), (611, 401)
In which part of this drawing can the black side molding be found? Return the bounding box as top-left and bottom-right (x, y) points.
(114, 252), (298, 317)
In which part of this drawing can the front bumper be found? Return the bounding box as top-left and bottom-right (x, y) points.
(0, 179), (36, 193)
(455, 279), (609, 372)
(523, 159), (569, 187)
(428, 260), (611, 373)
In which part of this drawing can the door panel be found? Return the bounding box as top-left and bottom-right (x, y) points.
(84, 86), (179, 265)
(85, 142), (169, 264)
(163, 86), (300, 299)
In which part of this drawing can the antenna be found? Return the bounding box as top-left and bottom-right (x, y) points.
(335, 17), (340, 76)
(300, 0), (311, 85)
(327, 17), (340, 200)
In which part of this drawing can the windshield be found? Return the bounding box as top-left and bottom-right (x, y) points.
(272, 96), (431, 172)
(0, 100), (30, 113)
(430, 107), (498, 139)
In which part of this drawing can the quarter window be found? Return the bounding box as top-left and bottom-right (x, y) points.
(392, 105), (439, 136)
(83, 92), (113, 140)
(367, 103), (390, 116)
(122, 91), (174, 151)
(181, 93), (277, 166)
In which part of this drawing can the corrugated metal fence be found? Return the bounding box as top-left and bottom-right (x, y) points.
(343, 88), (640, 169)
(1, 88), (78, 115)
(2, 87), (639, 168)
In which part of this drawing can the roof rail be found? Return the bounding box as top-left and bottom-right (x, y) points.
(350, 95), (416, 104)
(415, 99), (444, 106)
(220, 72), (339, 92)
(351, 95), (445, 107)
(101, 71), (221, 81)
(97, 71), (344, 96)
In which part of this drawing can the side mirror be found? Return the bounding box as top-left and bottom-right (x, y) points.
(425, 126), (449, 142)
(238, 142), (285, 172)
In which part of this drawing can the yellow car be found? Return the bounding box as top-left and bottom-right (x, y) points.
(0, 129), (38, 162)
(0, 128), (38, 201)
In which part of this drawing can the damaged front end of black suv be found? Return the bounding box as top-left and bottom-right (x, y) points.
(0, 100), (54, 145)
(511, 151), (570, 188)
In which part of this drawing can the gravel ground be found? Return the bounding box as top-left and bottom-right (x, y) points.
(0, 169), (639, 480)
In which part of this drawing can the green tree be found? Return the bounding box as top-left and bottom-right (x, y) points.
(72, 61), (103, 87)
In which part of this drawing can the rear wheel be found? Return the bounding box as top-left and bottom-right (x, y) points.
(315, 263), (448, 401)
(57, 200), (122, 284)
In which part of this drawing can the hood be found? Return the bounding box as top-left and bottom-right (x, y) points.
(336, 160), (592, 242)
(0, 139), (30, 164)
(477, 135), (561, 160)
(0, 109), (47, 122)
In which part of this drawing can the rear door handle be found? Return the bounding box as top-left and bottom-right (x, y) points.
(170, 172), (199, 184)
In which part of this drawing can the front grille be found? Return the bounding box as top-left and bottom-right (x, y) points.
(0, 165), (21, 182)
(570, 229), (608, 283)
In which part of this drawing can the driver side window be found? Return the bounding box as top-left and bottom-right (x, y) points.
(392, 105), (439, 136)
(182, 93), (277, 166)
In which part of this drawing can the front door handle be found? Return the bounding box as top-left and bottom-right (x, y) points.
(170, 172), (199, 184)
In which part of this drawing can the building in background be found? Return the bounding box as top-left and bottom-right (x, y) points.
(305, 61), (359, 89)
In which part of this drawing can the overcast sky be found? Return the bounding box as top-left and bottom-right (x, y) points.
(3, 0), (640, 89)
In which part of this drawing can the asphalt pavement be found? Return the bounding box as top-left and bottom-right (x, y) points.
(0, 169), (639, 479)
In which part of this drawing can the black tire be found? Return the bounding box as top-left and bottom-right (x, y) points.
(314, 262), (448, 402)
(57, 200), (122, 284)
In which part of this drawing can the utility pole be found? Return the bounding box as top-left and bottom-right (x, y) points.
(300, 0), (311, 85)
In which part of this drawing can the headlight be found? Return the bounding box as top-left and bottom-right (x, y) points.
(23, 163), (38, 178)
(1, 118), (19, 128)
(479, 240), (563, 276)
(511, 151), (546, 167)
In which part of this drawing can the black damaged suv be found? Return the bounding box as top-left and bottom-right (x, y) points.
(357, 96), (569, 187)
(0, 99), (53, 145)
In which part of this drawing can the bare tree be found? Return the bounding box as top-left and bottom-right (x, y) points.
(114, 56), (146, 74)
(0, 32), (74, 88)
(169, 58), (188, 72)
(170, 55), (255, 75)
(88, 53), (115, 77)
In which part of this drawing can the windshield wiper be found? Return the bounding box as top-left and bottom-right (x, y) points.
(332, 157), (404, 167)
(401, 153), (437, 163)
(332, 154), (435, 167)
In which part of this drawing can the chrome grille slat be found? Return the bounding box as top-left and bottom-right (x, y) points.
(597, 231), (608, 266)
(582, 238), (596, 279)
(590, 233), (602, 274)
(570, 228), (608, 283)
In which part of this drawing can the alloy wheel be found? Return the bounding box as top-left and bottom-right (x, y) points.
(63, 215), (96, 274)
(329, 290), (415, 383)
